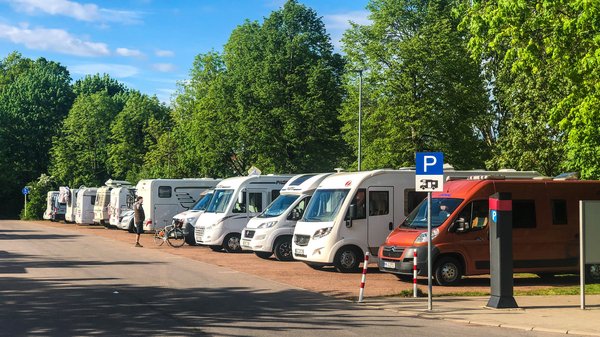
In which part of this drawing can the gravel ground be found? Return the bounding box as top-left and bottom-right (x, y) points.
(26, 220), (581, 299)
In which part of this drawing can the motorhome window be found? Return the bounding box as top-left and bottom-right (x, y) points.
(345, 189), (366, 220)
(158, 186), (172, 198)
(271, 190), (280, 202)
(191, 192), (214, 211)
(248, 192), (263, 213)
(551, 199), (568, 225)
(369, 191), (389, 216)
(402, 198), (463, 229)
(302, 189), (349, 222)
(513, 200), (536, 228)
(259, 195), (299, 218)
(289, 174), (317, 186)
(207, 189), (234, 213)
(456, 200), (489, 230)
(288, 197), (310, 220)
(233, 192), (246, 213)
(404, 189), (427, 216)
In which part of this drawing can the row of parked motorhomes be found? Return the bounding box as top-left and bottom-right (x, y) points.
(42, 167), (600, 285)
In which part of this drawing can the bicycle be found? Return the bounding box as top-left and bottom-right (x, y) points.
(153, 223), (186, 248)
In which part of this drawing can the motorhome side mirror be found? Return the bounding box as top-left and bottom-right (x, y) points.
(349, 204), (357, 219)
(454, 218), (469, 233)
(237, 191), (244, 204)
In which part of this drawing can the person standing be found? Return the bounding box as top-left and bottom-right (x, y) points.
(133, 196), (145, 247)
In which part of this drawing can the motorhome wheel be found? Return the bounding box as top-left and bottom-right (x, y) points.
(587, 264), (600, 284)
(434, 256), (462, 286)
(223, 233), (242, 253)
(274, 237), (293, 261)
(255, 251), (272, 259)
(127, 220), (135, 233)
(334, 246), (362, 273)
(185, 224), (196, 246)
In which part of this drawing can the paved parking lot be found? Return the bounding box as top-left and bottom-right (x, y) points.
(28, 220), (586, 299)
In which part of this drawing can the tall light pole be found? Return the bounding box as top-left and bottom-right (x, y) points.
(356, 69), (363, 171)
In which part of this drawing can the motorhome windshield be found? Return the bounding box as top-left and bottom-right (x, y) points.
(257, 194), (299, 218)
(401, 198), (463, 229)
(192, 192), (214, 211)
(205, 189), (233, 213)
(302, 189), (349, 222)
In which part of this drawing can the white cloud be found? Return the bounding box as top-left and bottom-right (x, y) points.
(9, 0), (142, 24)
(155, 49), (174, 57)
(323, 10), (371, 51)
(70, 63), (139, 78)
(323, 10), (371, 30)
(0, 23), (109, 56)
(116, 47), (143, 57)
(152, 63), (175, 72)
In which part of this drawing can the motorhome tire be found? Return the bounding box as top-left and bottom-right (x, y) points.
(185, 225), (196, 246)
(255, 251), (272, 259)
(274, 237), (293, 261)
(127, 220), (135, 233)
(334, 246), (362, 273)
(209, 245), (222, 252)
(223, 233), (242, 253)
(433, 256), (462, 286)
(586, 264), (600, 284)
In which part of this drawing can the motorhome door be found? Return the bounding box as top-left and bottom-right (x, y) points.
(367, 186), (394, 256)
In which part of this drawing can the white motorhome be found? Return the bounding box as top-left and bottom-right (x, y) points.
(108, 186), (136, 227)
(292, 168), (541, 272)
(75, 187), (98, 225)
(136, 178), (221, 231)
(241, 173), (332, 261)
(93, 180), (131, 226)
(195, 175), (292, 252)
(43, 191), (59, 220)
(171, 189), (214, 245)
(64, 188), (79, 223)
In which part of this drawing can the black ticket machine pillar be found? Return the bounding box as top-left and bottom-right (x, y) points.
(486, 192), (518, 309)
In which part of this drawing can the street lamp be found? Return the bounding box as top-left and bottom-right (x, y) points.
(351, 69), (364, 171)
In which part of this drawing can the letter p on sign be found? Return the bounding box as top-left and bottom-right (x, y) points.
(424, 156), (437, 173)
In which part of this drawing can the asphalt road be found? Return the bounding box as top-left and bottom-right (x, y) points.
(0, 220), (565, 337)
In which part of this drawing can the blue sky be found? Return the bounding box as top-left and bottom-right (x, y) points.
(0, 0), (370, 104)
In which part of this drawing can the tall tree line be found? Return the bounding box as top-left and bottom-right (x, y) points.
(2, 0), (600, 218)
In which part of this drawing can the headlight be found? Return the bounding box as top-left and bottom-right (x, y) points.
(414, 228), (439, 243)
(186, 217), (196, 224)
(313, 227), (332, 239)
(257, 221), (277, 229)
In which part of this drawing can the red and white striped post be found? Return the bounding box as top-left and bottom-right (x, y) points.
(413, 250), (418, 297)
(358, 251), (370, 302)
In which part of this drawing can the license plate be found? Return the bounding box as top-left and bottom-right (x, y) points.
(383, 261), (396, 269)
(241, 239), (250, 247)
(294, 248), (304, 256)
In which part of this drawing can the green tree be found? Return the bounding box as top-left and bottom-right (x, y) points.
(341, 0), (492, 170)
(464, 0), (569, 176)
(108, 91), (171, 182)
(0, 52), (73, 217)
(50, 92), (121, 186)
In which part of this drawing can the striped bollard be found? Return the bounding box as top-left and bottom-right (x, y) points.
(413, 250), (418, 297)
(358, 251), (370, 303)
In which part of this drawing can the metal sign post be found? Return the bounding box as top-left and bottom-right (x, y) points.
(22, 186), (30, 218)
(415, 152), (444, 311)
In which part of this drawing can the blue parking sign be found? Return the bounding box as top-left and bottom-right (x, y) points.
(22, 187), (30, 195)
(416, 152), (443, 175)
(415, 152), (444, 192)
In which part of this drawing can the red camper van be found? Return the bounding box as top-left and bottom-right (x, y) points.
(378, 177), (600, 285)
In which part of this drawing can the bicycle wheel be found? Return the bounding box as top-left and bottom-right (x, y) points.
(167, 228), (186, 248)
(153, 229), (166, 246)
